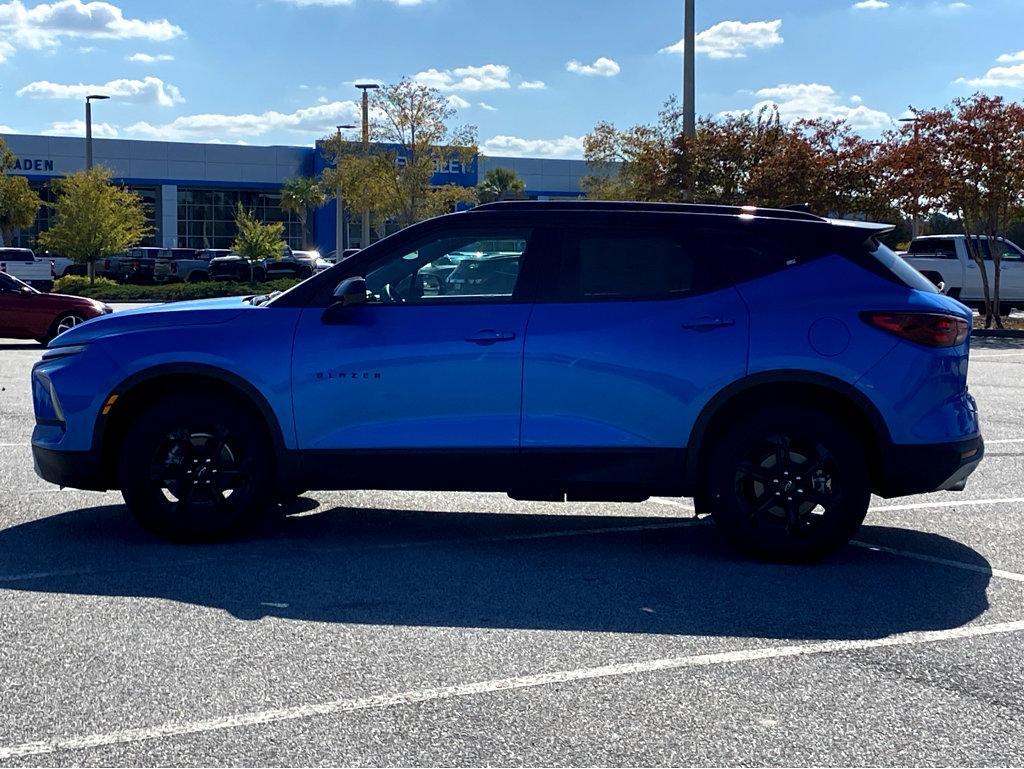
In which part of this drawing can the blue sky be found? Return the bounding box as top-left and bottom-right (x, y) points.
(2, 0), (1024, 157)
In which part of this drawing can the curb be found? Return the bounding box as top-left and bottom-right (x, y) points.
(972, 329), (1024, 339)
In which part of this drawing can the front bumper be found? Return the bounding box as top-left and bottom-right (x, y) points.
(33, 445), (107, 491)
(876, 436), (984, 498)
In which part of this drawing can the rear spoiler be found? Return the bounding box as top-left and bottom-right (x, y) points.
(825, 218), (896, 237)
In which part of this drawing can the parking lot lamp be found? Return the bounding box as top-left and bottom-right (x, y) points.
(355, 83), (380, 247)
(900, 114), (921, 238)
(84, 94), (109, 170)
(683, 0), (695, 139)
(335, 124), (356, 254)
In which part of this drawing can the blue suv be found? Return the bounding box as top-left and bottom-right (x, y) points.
(31, 202), (983, 560)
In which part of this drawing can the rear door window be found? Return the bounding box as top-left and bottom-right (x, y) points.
(908, 239), (957, 258)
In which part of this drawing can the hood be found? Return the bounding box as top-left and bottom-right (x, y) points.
(49, 295), (252, 347)
(210, 255), (247, 264)
(36, 292), (107, 310)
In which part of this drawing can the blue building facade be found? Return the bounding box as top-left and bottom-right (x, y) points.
(1, 133), (591, 253)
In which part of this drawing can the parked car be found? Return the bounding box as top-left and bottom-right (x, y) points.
(208, 253), (266, 282)
(323, 248), (362, 264)
(31, 201), (982, 560)
(37, 251), (77, 279)
(902, 235), (1024, 309)
(262, 248), (320, 280)
(0, 271), (110, 343)
(99, 247), (161, 284)
(0, 247), (55, 291)
(153, 248), (214, 283)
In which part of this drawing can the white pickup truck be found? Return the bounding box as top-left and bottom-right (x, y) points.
(902, 235), (1024, 308)
(0, 247), (55, 291)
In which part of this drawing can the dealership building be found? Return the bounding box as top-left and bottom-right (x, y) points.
(1, 133), (591, 253)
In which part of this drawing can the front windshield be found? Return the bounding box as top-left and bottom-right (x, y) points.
(0, 272), (37, 294)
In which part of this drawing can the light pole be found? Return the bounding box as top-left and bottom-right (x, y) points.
(334, 123), (356, 255)
(84, 94), (109, 170)
(355, 83), (379, 248)
(900, 114), (921, 238)
(683, 0), (695, 139)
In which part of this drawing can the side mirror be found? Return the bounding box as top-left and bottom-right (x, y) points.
(333, 276), (367, 307)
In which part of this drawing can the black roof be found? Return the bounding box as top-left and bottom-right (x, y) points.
(468, 200), (826, 223)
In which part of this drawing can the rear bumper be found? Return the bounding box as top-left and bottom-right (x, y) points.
(32, 445), (107, 491)
(876, 436), (984, 498)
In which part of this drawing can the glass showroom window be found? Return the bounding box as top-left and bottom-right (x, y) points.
(177, 188), (302, 250)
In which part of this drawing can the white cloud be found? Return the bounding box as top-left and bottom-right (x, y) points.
(127, 51), (173, 62)
(478, 102), (497, 112)
(413, 63), (510, 92)
(481, 134), (585, 159)
(124, 99), (361, 142)
(958, 50), (1024, 88)
(566, 57), (620, 77)
(0, 0), (182, 59)
(17, 76), (184, 106)
(660, 19), (782, 59)
(996, 51), (1024, 63)
(0, 124), (17, 133)
(852, 0), (889, 9)
(518, 80), (546, 90)
(42, 118), (117, 137)
(445, 94), (470, 109)
(729, 83), (893, 130)
(0, 39), (14, 61)
(279, 0), (427, 5)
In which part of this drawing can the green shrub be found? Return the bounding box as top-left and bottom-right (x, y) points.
(53, 275), (120, 293)
(51, 276), (301, 302)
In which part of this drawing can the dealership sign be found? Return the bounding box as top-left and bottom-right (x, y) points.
(10, 157), (55, 172)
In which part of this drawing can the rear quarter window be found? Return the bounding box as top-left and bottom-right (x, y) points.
(865, 241), (939, 293)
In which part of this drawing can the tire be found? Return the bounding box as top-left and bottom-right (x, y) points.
(46, 312), (86, 343)
(118, 392), (273, 542)
(297, 266), (313, 279)
(186, 271), (208, 283)
(705, 405), (870, 562)
(253, 268), (266, 283)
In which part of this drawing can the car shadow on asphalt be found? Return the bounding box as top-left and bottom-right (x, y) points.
(0, 342), (44, 351)
(0, 502), (993, 640)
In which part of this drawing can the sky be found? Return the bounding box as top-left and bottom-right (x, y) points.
(2, 0), (1024, 158)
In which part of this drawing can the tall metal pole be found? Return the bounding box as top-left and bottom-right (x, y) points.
(334, 124), (355, 255)
(85, 99), (93, 170)
(84, 94), (109, 171)
(683, 0), (696, 139)
(356, 83), (379, 248)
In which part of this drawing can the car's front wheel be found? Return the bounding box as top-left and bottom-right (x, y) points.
(118, 392), (272, 541)
(46, 312), (86, 343)
(705, 405), (870, 562)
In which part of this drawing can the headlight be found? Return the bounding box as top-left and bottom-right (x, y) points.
(41, 344), (88, 361)
(32, 370), (65, 425)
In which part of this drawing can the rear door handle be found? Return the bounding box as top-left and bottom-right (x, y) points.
(465, 329), (517, 345)
(682, 317), (736, 332)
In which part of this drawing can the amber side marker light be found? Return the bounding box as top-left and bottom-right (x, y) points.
(101, 394), (118, 415)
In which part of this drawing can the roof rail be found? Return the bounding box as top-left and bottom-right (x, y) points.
(468, 199), (827, 223)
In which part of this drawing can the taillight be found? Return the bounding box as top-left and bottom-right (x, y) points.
(131, 260), (140, 270)
(862, 312), (969, 348)
(104, 259), (110, 269)
(171, 262), (178, 273)
(50, 260), (56, 278)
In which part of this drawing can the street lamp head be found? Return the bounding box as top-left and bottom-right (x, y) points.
(336, 124), (356, 131)
(86, 94), (110, 101)
(355, 83), (380, 91)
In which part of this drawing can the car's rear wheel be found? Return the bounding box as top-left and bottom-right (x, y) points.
(46, 312), (86, 343)
(186, 271), (208, 283)
(118, 392), (272, 542)
(706, 405), (870, 562)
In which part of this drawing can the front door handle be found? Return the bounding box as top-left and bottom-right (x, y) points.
(465, 329), (517, 345)
(682, 317), (736, 332)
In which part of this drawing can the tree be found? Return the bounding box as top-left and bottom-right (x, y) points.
(477, 167), (526, 203)
(0, 137), (42, 246)
(231, 203), (286, 268)
(279, 176), (326, 249)
(37, 167), (149, 283)
(321, 78), (479, 231)
(901, 95), (1024, 327)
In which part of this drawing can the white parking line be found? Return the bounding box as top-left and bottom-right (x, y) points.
(3, 618), (1024, 760)
(986, 438), (1024, 445)
(852, 541), (1024, 583)
(871, 497), (1024, 512)
(972, 352), (1024, 359)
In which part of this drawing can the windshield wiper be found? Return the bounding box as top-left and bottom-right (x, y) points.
(247, 290), (281, 306)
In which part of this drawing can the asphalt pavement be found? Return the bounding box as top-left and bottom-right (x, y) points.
(1, 319), (1023, 766)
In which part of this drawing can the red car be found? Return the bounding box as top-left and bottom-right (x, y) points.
(0, 271), (111, 344)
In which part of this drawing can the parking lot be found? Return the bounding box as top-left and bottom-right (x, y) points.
(1, 323), (1023, 766)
